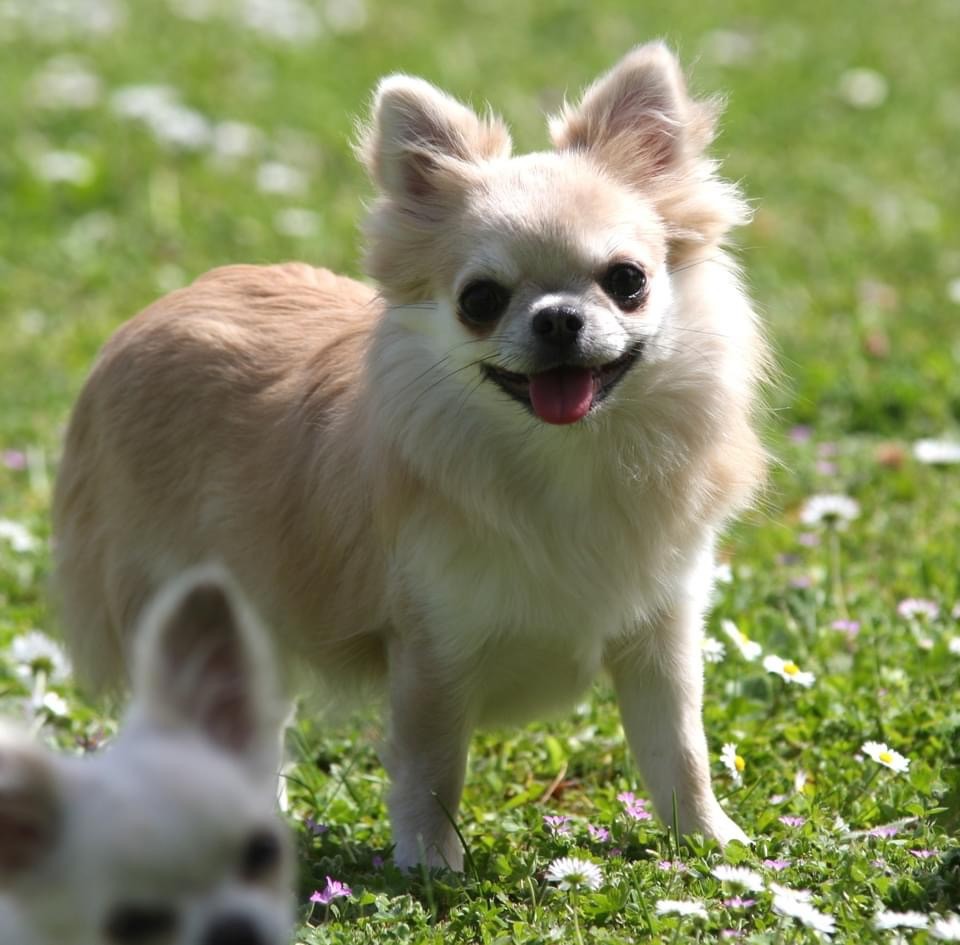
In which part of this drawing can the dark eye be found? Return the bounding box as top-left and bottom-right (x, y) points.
(240, 828), (282, 881)
(601, 263), (648, 310)
(458, 280), (510, 325)
(104, 904), (178, 944)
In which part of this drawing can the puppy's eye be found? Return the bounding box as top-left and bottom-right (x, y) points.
(240, 828), (282, 881)
(105, 903), (178, 944)
(458, 280), (510, 325)
(601, 263), (648, 310)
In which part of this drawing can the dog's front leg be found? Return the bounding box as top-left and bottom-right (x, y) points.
(606, 601), (748, 846)
(382, 636), (472, 871)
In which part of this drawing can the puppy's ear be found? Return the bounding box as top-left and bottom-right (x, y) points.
(0, 729), (61, 881)
(129, 566), (284, 779)
(551, 43), (746, 245)
(550, 42), (715, 181)
(359, 74), (511, 207)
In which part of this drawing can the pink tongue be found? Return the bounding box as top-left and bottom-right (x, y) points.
(528, 367), (595, 425)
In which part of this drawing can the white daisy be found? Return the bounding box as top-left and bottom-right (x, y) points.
(40, 691), (69, 717)
(714, 561), (733, 584)
(35, 150), (95, 185)
(9, 631), (72, 683)
(702, 636), (726, 663)
(873, 910), (929, 931)
(769, 883), (812, 903)
(931, 914), (960, 941)
(256, 161), (308, 196)
(211, 120), (263, 161)
(763, 654), (816, 687)
(838, 68), (889, 109)
(721, 743), (745, 786)
(799, 494), (860, 529)
(544, 856), (602, 892)
(772, 887), (835, 936)
(0, 519), (40, 553)
(913, 438), (960, 465)
(861, 741), (910, 774)
(711, 865), (764, 892)
(655, 899), (708, 919)
(948, 637), (960, 655)
(110, 84), (211, 151)
(31, 56), (102, 109)
(898, 598), (940, 620)
(721, 620), (762, 661)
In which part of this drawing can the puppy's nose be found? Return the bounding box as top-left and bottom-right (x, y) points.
(203, 915), (264, 945)
(532, 305), (584, 345)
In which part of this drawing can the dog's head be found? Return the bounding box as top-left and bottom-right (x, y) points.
(0, 568), (292, 945)
(359, 43), (751, 429)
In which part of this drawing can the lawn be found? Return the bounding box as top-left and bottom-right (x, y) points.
(1, 0), (959, 942)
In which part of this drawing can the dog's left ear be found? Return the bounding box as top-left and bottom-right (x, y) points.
(550, 42), (716, 183)
(551, 43), (746, 245)
(128, 566), (284, 781)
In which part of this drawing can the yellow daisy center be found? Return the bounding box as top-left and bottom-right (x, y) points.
(735, 755), (745, 772)
(783, 662), (800, 675)
(879, 751), (893, 764)
(738, 632), (750, 643)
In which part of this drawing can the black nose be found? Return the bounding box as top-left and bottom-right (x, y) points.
(532, 305), (584, 344)
(203, 915), (264, 945)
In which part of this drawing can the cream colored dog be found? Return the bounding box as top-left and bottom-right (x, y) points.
(53, 43), (767, 870)
(1, 568), (293, 944)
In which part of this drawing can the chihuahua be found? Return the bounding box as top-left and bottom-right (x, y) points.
(0, 568), (292, 944)
(53, 43), (768, 869)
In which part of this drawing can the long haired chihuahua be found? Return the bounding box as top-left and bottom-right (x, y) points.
(0, 569), (292, 944)
(53, 43), (768, 869)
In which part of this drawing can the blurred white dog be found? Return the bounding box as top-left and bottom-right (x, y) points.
(0, 568), (293, 945)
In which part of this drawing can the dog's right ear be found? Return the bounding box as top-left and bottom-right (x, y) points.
(358, 74), (511, 207)
(0, 729), (61, 881)
(129, 566), (285, 782)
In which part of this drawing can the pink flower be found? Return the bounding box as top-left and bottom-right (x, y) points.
(909, 849), (937, 860)
(763, 858), (791, 871)
(867, 824), (899, 838)
(831, 619), (860, 637)
(587, 824), (610, 843)
(724, 897), (757, 909)
(616, 791), (652, 822)
(310, 876), (352, 905)
(543, 814), (571, 835)
(2, 449), (26, 470)
(657, 859), (691, 874)
(779, 816), (806, 828)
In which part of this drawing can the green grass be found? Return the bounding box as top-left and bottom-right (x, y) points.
(2, 0), (959, 942)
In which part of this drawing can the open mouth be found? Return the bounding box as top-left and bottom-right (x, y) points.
(481, 344), (644, 425)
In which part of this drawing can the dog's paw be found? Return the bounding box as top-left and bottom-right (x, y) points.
(707, 809), (751, 847)
(392, 836), (464, 872)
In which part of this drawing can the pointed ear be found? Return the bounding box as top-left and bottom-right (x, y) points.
(130, 566), (284, 779)
(358, 74), (511, 206)
(550, 42), (717, 183)
(551, 43), (747, 246)
(0, 728), (61, 881)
